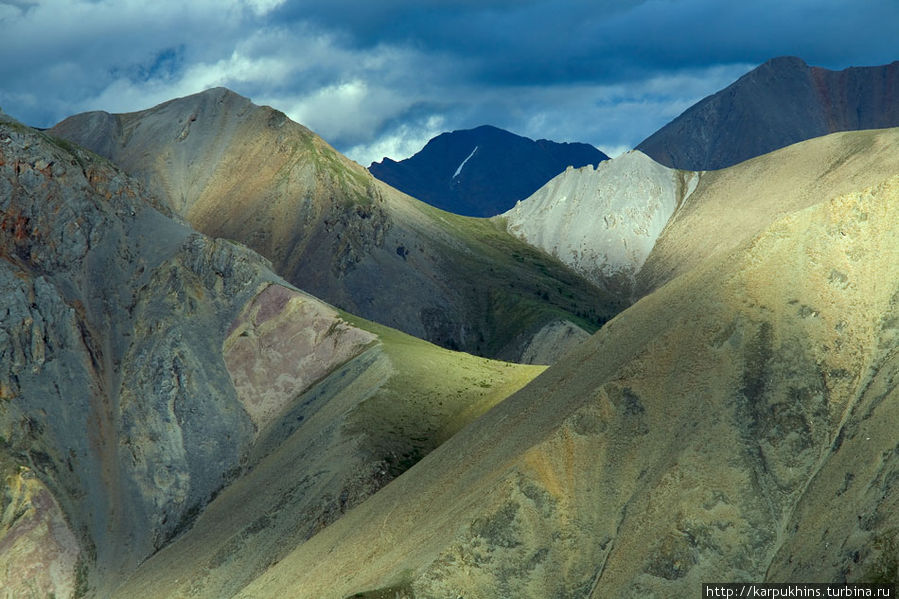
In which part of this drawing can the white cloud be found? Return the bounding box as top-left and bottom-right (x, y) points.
(266, 79), (421, 151)
(0, 0), (760, 163)
(243, 0), (286, 16)
(345, 115), (447, 166)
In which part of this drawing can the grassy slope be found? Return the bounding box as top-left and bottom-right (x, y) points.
(637, 127), (899, 297)
(223, 139), (899, 598)
(109, 316), (543, 599)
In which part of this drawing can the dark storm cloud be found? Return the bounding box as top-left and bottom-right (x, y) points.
(271, 0), (898, 82)
(1, 0), (896, 165)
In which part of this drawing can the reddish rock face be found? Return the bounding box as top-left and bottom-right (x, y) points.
(810, 61), (899, 132)
(223, 284), (377, 432)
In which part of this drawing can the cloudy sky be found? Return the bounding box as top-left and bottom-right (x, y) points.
(1, 0), (897, 165)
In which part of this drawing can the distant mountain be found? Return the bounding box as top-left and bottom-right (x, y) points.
(637, 56), (899, 170)
(50, 89), (620, 362)
(368, 124), (608, 217)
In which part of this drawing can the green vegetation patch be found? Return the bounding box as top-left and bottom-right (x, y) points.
(340, 311), (544, 475)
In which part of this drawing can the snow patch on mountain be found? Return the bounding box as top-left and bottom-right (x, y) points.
(453, 146), (478, 179)
(503, 150), (698, 295)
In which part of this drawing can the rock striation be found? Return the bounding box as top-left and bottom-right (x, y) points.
(0, 112), (543, 597)
(502, 150), (698, 298)
(637, 56), (899, 170)
(369, 124), (608, 217)
(50, 90), (619, 363)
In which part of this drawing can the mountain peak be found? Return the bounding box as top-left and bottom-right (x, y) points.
(637, 57), (899, 170)
(174, 86), (250, 103)
(369, 125), (608, 217)
(761, 55), (809, 68)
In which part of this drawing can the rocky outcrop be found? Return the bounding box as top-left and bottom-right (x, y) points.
(223, 284), (377, 432)
(518, 320), (590, 365)
(1, 463), (81, 599)
(369, 124), (608, 217)
(50, 90), (620, 362)
(1, 113), (543, 597)
(637, 56), (899, 170)
(503, 150), (698, 298)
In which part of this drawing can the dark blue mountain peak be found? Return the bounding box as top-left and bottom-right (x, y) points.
(369, 125), (608, 217)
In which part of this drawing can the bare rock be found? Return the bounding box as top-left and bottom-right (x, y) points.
(504, 150), (698, 297)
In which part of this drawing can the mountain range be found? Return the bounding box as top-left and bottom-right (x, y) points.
(50, 89), (621, 363)
(2, 55), (899, 599)
(368, 124), (608, 217)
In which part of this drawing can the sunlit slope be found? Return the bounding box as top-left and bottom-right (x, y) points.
(224, 175), (899, 597)
(50, 89), (621, 362)
(109, 316), (541, 599)
(637, 127), (899, 297)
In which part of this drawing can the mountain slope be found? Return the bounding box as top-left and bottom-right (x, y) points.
(368, 124), (608, 217)
(636, 127), (899, 298)
(0, 111), (542, 597)
(503, 128), (899, 304)
(218, 152), (899, 599)
(502, 150), (698, 298)
(637, 56), (899, 170)
(49, 90), (620, 363)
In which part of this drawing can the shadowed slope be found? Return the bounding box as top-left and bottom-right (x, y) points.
(50, 90), (621, 363)
(637, 56), (899, 170)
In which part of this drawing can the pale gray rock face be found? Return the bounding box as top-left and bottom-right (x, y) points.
(503, 151), (698, 297)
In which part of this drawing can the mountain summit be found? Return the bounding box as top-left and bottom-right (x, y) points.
(369, 125), (608, 217)
(637, 56), (899, 170)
